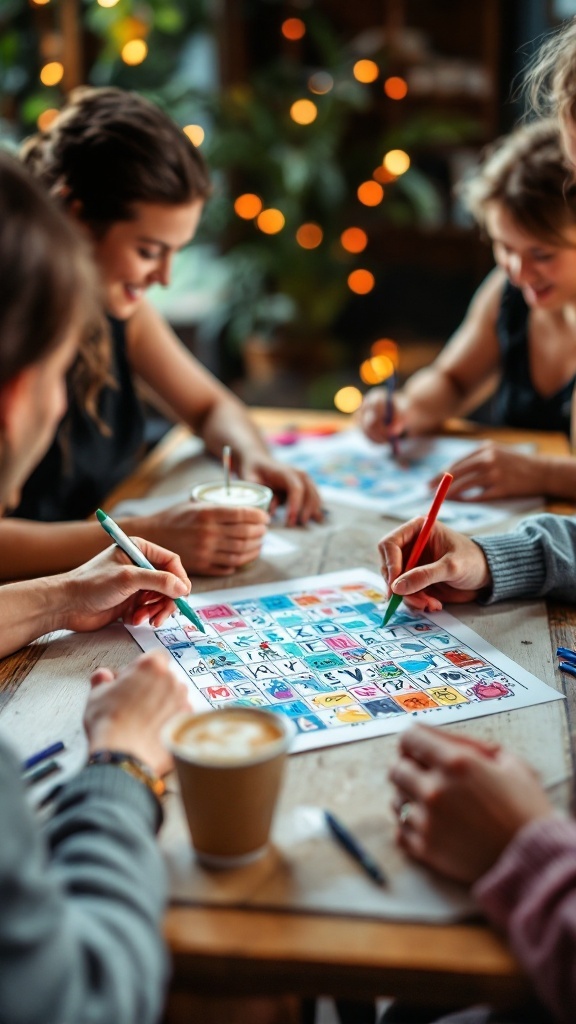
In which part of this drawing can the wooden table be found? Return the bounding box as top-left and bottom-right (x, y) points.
(2, 412), (576, 1023)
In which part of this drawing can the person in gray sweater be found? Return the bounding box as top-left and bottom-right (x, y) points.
(378, 513), (576, 1023)
(0, 150), (191, 1023)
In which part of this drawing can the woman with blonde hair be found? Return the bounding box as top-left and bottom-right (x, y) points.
(360, 119), (576, 503)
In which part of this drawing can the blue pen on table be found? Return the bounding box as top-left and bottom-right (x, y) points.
(22, 740), (65, 772)
(96, 509), (206, 634)
(556, 647), (576, 678)
(324, 810), (387, 887)
(385, 372), (400, 461)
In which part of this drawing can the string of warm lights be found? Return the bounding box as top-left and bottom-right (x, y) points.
(227, 15), (410, 414)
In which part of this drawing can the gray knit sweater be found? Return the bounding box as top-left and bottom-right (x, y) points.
(474, 513), (576, 603)
(0, 737), (168, 1024)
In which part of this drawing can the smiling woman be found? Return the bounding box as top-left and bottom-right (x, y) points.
(358, 118), (576, 504)
(0, 86), (323, 582)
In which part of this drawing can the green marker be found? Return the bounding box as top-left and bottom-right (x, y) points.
(381, 593), (402, 628)
(96, 508), (206, 633)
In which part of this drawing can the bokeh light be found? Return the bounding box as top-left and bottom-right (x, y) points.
(357, 181), (384, 206)
(183, 124), (205, 146)
(282, 18), (306, 40)
(296, 223), (323, 249)
(40, 62), (63, 86)
(340, 227), (368, 253)
(348, 269), (375, 294)
(373, 165), (396, 184)
(353, 59), (379, 84)
(371, 338), (399, 365)
(257, 208), (285, 234)
(121, 39), (148, 65)
(384, 76), (408, 100)
(234, 193), (263, 220)
(383, 149), (410, 176)
(290, 99), (318, 125)
(31, 0), (51, 5)
(37, 107), (59, 131)
(308, 71), (333, 95)
(97, 0), (120, 7)
(334, 386), (363, 414)
(360, 354), (395, 384)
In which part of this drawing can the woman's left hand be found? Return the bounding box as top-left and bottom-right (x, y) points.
(430, 443), (541, 501)
(59, 539), (191, 632)
(389, 725), (554, 884)
(239, 453), (324, 526)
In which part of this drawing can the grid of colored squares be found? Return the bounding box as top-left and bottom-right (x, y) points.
(154, 581), (518, 735)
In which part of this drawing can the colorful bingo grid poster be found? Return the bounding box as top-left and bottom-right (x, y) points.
(128, 568), (563, 754)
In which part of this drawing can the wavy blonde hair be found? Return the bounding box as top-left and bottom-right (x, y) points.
(523, 18), (576, 125)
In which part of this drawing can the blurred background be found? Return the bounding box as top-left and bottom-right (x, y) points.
(0, 0), (573, 416)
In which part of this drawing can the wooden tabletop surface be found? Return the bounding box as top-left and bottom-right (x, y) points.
(2, 410), (576, 1019)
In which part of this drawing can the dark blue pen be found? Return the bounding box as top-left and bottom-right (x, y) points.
(557, 647), (576, 665)
(559, 661), (576, 679)
(324, 810), (387, 887)
(22, 741), (65, 772)
(385, 373), (400, 461)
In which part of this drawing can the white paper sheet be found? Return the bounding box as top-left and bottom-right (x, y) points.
(272, 430), (541, 532)
(127, 567), (563, 755)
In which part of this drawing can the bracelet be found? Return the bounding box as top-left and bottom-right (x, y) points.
(87, 750), (166, 800)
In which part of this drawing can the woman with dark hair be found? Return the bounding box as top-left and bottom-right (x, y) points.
(0, 86), (321, 581)
(0, 150), (192, 1023)
(359, 119), (576, 503)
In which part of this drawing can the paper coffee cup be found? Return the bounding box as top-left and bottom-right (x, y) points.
(190, 480), (273, 511)
(164, 707), (295, 868)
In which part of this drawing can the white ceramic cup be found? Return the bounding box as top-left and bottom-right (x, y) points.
(190, 480), (273, 511)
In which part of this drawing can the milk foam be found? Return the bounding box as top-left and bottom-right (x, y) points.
(179, 711), (282, 763)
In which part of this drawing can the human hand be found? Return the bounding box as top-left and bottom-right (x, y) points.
(430, 443), (541, 501)
(239, 453), (323, 527)
(60, 539), (191, 632)
(358, 387), (409, 444)
(379, 517), (492, 611)
(139, 501), (269, 575)
(85, 651), (190, 776)
(389, 725), (554, 884)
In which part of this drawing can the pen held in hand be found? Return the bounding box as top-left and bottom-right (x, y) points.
(382, 471), (454, 627)
(324, 810), (387, 887)
(95, 508), (206, 633)
(385, 373), (401, 461)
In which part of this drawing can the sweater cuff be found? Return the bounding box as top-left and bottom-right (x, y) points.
(472, 532), (547, 603)
(53, 763), (163, 833)
(473, 815), (576, 931)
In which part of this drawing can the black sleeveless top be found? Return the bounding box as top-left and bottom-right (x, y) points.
(493, 280), (574, 437)
(12, 317), (146, 521)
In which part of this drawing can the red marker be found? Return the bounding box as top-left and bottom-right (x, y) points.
(381, 471), (454, 626)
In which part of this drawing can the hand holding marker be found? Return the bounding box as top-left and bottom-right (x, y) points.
(382, 472), (454, 627)
(96, 509), (205, 633)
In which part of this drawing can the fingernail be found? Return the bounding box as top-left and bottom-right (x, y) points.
(393, 576), (407, 594)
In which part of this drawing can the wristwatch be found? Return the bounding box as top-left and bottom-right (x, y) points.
(87, 750), (166, 799)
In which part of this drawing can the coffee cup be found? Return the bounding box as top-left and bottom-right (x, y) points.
(190, 480), (273, 511)
(164, 707), (295, 868)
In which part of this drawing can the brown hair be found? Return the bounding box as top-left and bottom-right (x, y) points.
(457, 119), (576, 247)
(21, 86), (211, 424)
(22, 86), (211, 232)
(523, 18), (576, 126)
(0, 150), (96, 389)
